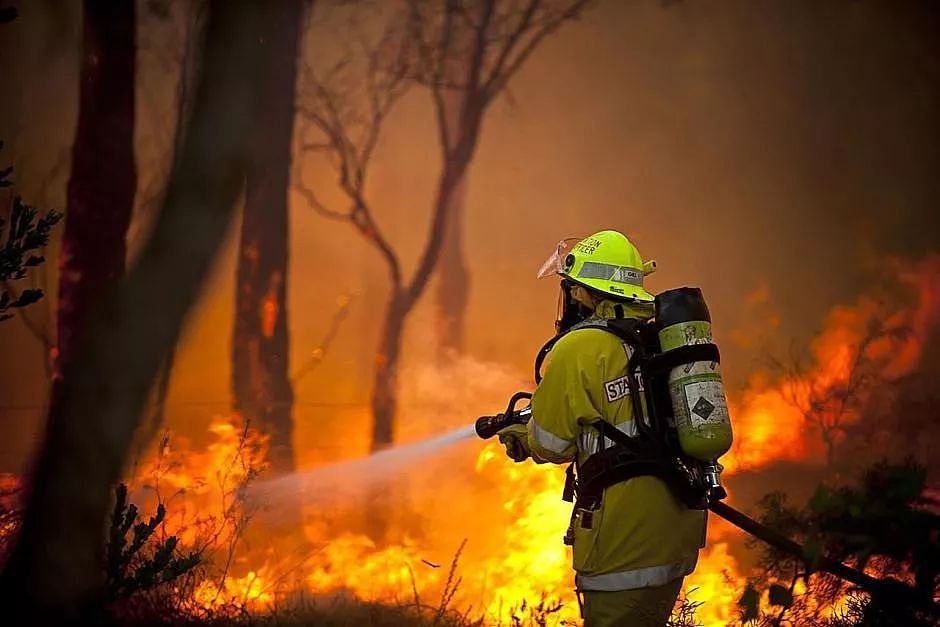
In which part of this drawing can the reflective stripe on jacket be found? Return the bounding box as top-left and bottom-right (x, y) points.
(527, 307), (706, 590)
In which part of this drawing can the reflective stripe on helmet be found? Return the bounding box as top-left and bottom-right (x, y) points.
(575, 556), (698, 591)
(577, 261), (644, 286)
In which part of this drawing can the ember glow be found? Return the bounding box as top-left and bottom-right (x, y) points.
(117, 259), (939, 625)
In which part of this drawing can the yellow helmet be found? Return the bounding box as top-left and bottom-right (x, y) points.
(537, 230), (657, 302)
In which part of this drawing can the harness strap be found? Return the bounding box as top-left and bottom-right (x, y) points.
(534, 319), (624, 384)
(535, 319), (712, 521)
(576, 450), (673, 509)
(577, 419), (707, 510)
(644, 343), (720, 376)
(562, 463), (577, 503)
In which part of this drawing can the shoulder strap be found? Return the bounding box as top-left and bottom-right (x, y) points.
(533, 318), (644, 384)
(533, 334), (562, 385)
(592, 418), (654, 456)
(535, 319), (661, 444)
(644, 343), (721, 376)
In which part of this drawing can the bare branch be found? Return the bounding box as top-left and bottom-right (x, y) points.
(295, 3), (411, 287)
(466, 0), (496, 94)
(407, 0), (456, 152)
(482, 0), (539, 95)
(357, 25), (411, 186)
(291, 181), (350, 222)
(292, 292), (357, 383)
(299, 141), (334, 152)
(482, 0), (592, 100)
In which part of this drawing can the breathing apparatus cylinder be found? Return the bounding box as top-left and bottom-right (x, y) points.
(655, 288), (733, 463)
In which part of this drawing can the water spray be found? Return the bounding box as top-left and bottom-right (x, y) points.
(251, 423), (478, 509)
(256, 390), (528, 504)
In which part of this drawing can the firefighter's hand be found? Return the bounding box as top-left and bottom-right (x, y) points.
(497, 424), (530, 463)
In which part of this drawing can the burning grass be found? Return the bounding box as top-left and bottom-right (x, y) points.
(1, 258), (937, 625)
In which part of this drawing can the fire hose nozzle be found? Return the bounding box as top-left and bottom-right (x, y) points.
(474, 414), (507, 439)
(475, 391), (533, 439)
(474, 407), (531, 439)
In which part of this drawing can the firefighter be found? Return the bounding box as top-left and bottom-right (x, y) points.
(497, 230), (706, 627)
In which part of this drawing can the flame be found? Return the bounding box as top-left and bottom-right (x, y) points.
(127, 417), (269, 548)
(110, 257), (939, 624)
(723, 256), (940, 472)
(684, 542), (741, 625)
(0, 473), (21, 552)
(260, 270), (283, 339)
(192, 570), (276, 614)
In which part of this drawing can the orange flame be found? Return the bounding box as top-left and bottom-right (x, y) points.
(119, 257), (938, 624)
(723, 256), (940, 473)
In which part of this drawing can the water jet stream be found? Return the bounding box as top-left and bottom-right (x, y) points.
(249, 424), (477, 508)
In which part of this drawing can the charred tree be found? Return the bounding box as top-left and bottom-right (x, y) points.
(297, 0), (589, 451)
(434, 53), (471, 358)
(54, 0), (137, 386)
(142, 2), (208, 436)
(295, 12), (410, 451)
(232, 1), (305, 475)
(414, 0), (592, 359)
(0, 1), (268, 620)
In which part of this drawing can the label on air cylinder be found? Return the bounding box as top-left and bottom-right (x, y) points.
(659, 320), (713, 352)
(682, 380), (728, 428)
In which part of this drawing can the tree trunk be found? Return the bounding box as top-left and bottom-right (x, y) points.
(55, 0), (136, 384)
(434, 41), (473, 359)
(371, 289), (407, 451)
(436, 179), (469, 357)
(232, 0), (304, 475)
(367, 145), (477, 452)
(0, 2), (267, 621)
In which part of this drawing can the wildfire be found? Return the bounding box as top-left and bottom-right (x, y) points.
(127, 417), (269, 549)
(115, 258), (938, 625)
(684, 542), (742, 626)
(723, 256), (940, 472)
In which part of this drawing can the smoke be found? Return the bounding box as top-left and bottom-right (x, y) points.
(1, 1), (938, 473)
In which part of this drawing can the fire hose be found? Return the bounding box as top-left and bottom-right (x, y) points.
(474, 405), (939, 616)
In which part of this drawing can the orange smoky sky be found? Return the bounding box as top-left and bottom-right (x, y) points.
(0, 0), (938, 473)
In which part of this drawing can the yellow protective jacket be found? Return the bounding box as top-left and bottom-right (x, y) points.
(525, 304), (706, 592)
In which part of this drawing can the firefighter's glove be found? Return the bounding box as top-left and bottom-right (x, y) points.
(497, 424), (530, 463)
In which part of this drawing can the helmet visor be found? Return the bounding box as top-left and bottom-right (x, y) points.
(536, 237), (582, 279)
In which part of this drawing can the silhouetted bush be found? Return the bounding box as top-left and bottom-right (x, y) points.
(735, 461), (939, 626)
(0, 142), (62, 322)
(106, 483), (201, 600)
